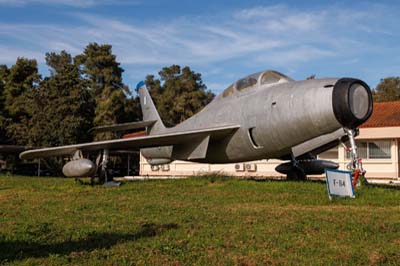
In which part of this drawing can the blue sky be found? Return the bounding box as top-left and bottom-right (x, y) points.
(0, 0), (399, 95)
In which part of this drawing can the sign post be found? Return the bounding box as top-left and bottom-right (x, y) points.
(325, 169), (355, 199)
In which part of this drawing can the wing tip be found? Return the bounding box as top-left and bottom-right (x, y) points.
(19, 151), (29, 160)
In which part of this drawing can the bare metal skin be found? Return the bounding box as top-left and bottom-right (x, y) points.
(20, 70), (373, 178)
(62, 159), (96, 177)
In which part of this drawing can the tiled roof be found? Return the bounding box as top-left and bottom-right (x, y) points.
(360, 101), (400, 128)
(122, 130), (147, 139)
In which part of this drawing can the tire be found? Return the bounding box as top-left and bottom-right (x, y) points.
(286, 169), (307, 181)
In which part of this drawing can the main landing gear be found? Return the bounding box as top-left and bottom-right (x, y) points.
(95, 149), (120, 187)
(276, 152), (339, 181)
(287, 154), (307, 180)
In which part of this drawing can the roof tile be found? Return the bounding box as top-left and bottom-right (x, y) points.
(360, 101), (400, 128)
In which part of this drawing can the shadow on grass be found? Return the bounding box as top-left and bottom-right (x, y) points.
(0, 222), (178, 262)
(247, 176), (400, 190)
(74, 178), (128, 187)
(245, 177), (325, 183)
(365, 182), (400, 190)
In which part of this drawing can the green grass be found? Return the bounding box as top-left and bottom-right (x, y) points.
(0, 175), (399, 266)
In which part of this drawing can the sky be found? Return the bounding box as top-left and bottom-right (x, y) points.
(0, 0), (399, 95)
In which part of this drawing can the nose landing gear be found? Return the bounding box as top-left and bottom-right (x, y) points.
(343, 128), (367, 187)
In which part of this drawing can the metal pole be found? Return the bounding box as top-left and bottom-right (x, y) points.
(38, 159), (40, 177)
(103, 149), (109, 182)
(127, 154), (130, 176)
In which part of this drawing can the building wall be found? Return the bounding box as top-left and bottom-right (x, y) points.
(140, 127), (400, 180)
(140, 156), (287, 178)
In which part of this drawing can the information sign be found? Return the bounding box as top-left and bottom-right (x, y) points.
(325, 169), (355, 199)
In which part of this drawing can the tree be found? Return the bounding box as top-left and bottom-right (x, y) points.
(373, 77), (400, 102)
(27, 51), (94, 147)
(3, 58), (41, 145)
(0, 65), (9, 143)
(75, 43), (133, 140)
(119, 96), (142, 123)
(145, 65), (214, 127)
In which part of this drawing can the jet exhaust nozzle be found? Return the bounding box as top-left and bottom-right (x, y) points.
(275, 159), (339, 175)
(332, 78), (373, 128)
(62, 159), (97, 177)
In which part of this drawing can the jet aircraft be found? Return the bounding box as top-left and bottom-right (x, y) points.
(20, 70), (373, 180)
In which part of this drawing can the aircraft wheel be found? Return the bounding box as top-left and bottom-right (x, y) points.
(286, 169), (307, 181)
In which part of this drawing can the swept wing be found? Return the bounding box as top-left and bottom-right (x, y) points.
(20, 125), (240, 160)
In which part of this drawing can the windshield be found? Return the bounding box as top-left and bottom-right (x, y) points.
(220, 70), (294, 98)
(260, 70), (294, 85)
(222, 84), (234, 97)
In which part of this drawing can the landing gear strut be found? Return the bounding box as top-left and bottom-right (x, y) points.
(343, 128), (367, 187)
(95, 149), (120, 186)
(287, 154), (307, 180)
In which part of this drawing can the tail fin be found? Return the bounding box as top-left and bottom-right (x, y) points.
(137, 81), (166, 135)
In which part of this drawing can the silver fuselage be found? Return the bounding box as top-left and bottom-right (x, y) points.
(157, 78), (340, 163)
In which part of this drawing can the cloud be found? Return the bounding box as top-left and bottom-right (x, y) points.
(0, 44), (44, 63)
(0, 0), (137, 8)
(235, 5), (322, 32)
(0, 3), (398, 89)
(0, 4), (387, 64)
(66, 8), (332, 66)
(260, 46), (336, 66)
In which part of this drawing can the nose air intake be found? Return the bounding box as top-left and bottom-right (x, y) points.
(332, 78), (373, 128)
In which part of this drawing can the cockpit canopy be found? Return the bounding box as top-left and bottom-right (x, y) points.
(222, 70), (294, 98)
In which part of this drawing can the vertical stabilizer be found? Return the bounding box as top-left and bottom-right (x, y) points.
(137, 81), (166, 135)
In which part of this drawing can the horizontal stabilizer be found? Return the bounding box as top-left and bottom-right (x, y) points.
(0, 145), (36, 154)
(20, 125), (240, 160)
(88, 120), (156, 134)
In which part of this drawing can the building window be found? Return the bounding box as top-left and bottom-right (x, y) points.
(346, 140), (391, 159)
(355, 142), (368, 159)
(369, 141), (391, 159)
(318, 146), (338, 159)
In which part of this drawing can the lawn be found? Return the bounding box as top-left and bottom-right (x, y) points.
(0, 175), (399, 266)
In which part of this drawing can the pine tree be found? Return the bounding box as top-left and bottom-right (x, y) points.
(0, 65), (8, 143)
(3, 58), (41, 145)
(75, 43), (131, 140)
(28, 51), (94, 147)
